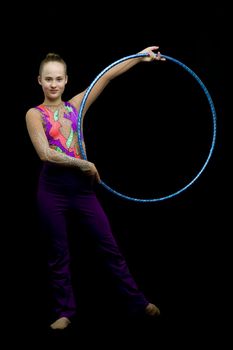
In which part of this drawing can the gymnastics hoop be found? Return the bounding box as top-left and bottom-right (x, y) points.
(78, 53), (217, 202)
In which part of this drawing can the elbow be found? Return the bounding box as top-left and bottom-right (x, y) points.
(38, 145), (54, 162)
(39, 149), (50, 162)
(39, 153), (48, 162)
(39, 147), (57, 163)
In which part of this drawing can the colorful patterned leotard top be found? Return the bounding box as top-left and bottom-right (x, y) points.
(35, 101), (84, 159)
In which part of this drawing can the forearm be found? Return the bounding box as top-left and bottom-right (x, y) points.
(103, 46), (161, 82)
(42, 147), (100, 180)
(104, 56), (143, 82)
(32, 132), (91, 171)
(44, 147), (88, 169)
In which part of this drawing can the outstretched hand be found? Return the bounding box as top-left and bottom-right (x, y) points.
(139, 46), (166, 62)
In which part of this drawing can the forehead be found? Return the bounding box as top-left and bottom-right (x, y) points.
(42, 61), (66, 77)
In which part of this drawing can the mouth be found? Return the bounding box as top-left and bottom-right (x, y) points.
(49, 91), (59, 95)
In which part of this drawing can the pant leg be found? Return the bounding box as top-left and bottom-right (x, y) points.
(37, 182), (76, 320)
(71, 191), (149, 313)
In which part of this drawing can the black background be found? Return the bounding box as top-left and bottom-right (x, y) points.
(3, 3), (228, 348)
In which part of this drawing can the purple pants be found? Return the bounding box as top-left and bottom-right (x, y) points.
(37, 163), (148, 320)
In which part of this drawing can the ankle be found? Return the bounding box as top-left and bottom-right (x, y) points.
(50, 316), (71, 330)
(145, 303), (160, 317)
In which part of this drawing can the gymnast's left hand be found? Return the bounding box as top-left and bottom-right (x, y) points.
(139, 46), (166, 62)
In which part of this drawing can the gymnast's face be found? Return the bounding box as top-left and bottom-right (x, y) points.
(38, 61), (68, 102)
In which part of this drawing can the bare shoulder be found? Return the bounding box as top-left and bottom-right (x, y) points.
(69, 90), (87, 110)
(25, 107), (41, 121)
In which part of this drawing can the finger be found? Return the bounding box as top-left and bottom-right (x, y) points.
(150, 46), (159, 51)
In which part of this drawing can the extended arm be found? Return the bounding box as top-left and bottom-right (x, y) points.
(69, 46), (165, 114)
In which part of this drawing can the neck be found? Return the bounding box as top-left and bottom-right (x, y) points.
(43, 101), (63, 107)
(42, 102), (64, 115)
(43, 99), (63, 106)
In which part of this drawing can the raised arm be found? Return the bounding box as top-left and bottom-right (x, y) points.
(25, 108), (100, 181)
(69, 46), (165, 115)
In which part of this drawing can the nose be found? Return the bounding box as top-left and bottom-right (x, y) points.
(51, 81), (57, 87)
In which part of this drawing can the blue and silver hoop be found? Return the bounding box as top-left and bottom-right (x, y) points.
(78, 53), (217, 203)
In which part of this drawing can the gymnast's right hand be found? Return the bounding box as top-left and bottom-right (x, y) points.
(79, 160), (101, 183)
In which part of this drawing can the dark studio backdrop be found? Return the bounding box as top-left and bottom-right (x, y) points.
(4, 3), (228, 347)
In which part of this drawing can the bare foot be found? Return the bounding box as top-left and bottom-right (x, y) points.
(145, 303), (160, 317)
(50, 317), (71, 330)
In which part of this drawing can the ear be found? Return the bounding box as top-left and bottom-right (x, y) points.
(65, 75), (68, 84)
(38, 75), (42, 85)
